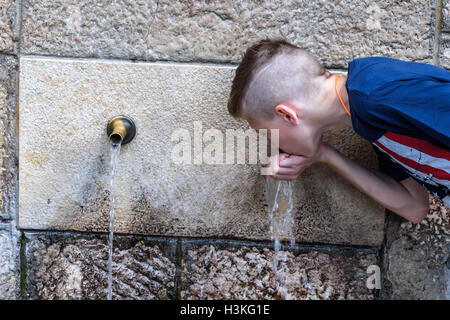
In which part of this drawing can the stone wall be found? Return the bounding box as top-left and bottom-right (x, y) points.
(0, 1), (19, 298)
(0, 0), (448, 300)
(440, 0), (450, 67)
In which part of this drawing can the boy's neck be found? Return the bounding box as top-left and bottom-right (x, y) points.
(318, 73), (352, 135)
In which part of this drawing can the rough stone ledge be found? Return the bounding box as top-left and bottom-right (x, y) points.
(181, 237), (380, 255)
(16, 54), (356, 74)
(181, 239), (380, 300)
(19, 230), (381, 254)
(382, 194), (449, 300)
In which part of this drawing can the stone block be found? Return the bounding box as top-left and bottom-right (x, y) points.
(18, 56), (385, 245)
(0, 0), (19, 54)
(181, 239), (378, 300)
(0, 54), (17, 221)
(0, 225), (19, 299)
(24, 233), (177, 299)
(443, 0), (450, 33)
(21, 0), (432, 67)
(440, 1), (450, 69)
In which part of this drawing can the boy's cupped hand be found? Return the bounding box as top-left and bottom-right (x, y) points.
(265, 142), (329, 180)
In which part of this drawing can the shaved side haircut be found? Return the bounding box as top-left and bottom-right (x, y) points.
(228, 39), (327, 119)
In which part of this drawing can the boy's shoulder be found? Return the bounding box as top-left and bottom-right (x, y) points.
(348, 55), (443, 67)
(345, 55), (450, 149)
(347, 56), (450, 95)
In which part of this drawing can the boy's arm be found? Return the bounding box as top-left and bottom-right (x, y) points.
(270, 142), (429, 223)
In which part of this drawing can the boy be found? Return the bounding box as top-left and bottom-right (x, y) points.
(227, 39), (449, 224)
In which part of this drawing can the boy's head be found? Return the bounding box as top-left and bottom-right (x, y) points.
(227, 39), (331, 157)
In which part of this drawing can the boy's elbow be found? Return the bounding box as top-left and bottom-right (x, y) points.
(403, 202), (429, 224)
(396, 178), (430, 224)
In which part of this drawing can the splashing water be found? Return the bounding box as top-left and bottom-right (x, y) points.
(266, 178), (295, 300)
(107, 140), (122, 300)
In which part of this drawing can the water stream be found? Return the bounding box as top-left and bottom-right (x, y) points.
(104, 140), (295, 300)
(266, 178), (295, 299)
(107, 140), (122, 300)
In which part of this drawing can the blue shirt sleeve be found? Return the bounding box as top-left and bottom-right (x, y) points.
(346, 57), (450, 148)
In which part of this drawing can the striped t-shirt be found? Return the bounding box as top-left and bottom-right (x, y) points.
(345, 57), (450, 206)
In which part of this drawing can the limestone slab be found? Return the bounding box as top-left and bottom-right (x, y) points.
(18, 56), (384, 245)
(21, 0), (432, 67)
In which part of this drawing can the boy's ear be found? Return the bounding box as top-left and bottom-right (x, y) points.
(275, 102), (299, 125)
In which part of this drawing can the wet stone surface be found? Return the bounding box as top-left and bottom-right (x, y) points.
(181, 240), (378, 300)
(24, 233), (177, 300)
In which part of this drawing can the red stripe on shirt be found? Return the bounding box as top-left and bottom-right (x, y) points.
(374, 141), (450, 180)
(384, 131), (450, 161)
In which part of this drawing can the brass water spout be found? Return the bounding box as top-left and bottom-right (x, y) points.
(106, 115), (136, 146)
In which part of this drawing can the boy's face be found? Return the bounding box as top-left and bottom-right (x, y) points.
(246, 114), (320, 157)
